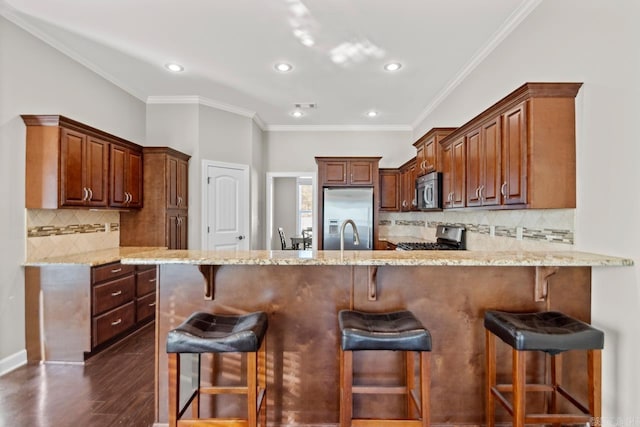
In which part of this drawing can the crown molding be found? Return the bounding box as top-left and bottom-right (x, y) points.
(146, 95), (267, 130)
(411, 0), (542, 129)
(265, 124), (413, 132)
(0, 3), (147, 102)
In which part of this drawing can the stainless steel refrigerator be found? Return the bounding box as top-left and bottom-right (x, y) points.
(322, 187), (373, 250)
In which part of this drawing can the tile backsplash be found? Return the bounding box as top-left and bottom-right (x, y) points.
(26, 209), (120, 260)
(379, 209), (575, 251)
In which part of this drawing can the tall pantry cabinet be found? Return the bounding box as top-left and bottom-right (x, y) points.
(120, 147), (190, 249)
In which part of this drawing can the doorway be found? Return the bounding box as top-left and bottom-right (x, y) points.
(201, 160), (250, 250)
(266, 172), (317, 250)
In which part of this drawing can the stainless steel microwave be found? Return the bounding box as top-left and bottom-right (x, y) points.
(416, 172), (442, 210)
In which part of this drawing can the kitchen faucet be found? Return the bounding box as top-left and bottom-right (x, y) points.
(340, 219), (360, 253)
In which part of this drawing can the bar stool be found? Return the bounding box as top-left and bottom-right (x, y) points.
(166, 311), (268, 427)
(484, 310), (604, 427)
(339, 309), (432, 427)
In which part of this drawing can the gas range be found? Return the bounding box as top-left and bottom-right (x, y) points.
(396, 225), (466, 251)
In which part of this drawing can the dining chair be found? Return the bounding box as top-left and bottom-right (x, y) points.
(302, 228), (312, 249)
(277, 227), (292, 250)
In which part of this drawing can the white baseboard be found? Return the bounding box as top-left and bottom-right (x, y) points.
(0, 349), (27, 377)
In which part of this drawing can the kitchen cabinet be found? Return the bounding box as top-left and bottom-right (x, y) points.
(59, 130), (109, 207)
(441, 136), (466, 209)
(379, 169), (400, 211)
(22, 115), (143, 210)
(120, 147), (191, 249)
(438, 82), (581, 210)
(91, 262), (136, 348)
(465, 117), (501, 207)
(110, 143), (143, 208)
(501, 102), (527, 205)
(413, 127), (456, 176)
(167, 211), (188, 250)
(25, 261), (157, 362)
(316, 157), (378, 186)
(399, 158), (417, 211)
(135, 265), (157, 325)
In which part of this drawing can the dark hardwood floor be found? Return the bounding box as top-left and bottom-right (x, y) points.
(0, 323), (155, 427)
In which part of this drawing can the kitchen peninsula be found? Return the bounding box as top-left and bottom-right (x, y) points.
(121, 248), (631, 425)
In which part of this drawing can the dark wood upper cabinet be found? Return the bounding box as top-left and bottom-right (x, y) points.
(59, 129), (109, 208)
(441, 136), (466, 209)
(316, 157), (378, 186)
(110, 143), (143, 209)
(23, 115), (142, 210)
(501, 102), (527, 205)
(379, 169), (400, 212)
(413, 128), (456, 176)
(465, 117), (501, 207)
(167, 155), (189, 209)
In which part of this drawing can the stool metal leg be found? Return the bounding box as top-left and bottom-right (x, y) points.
(485, 329), (496, 427)
(168, 353), (180, 427)
(340, 347), (353, 427)
(512, 348), (526, 427)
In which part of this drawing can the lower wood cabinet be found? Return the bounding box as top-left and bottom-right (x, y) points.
(25, 261), (157, 363)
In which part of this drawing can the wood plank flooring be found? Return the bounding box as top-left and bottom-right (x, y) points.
(0, 323), (155, 427)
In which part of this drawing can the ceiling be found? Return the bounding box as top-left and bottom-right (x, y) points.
(1, 0), (540, 130)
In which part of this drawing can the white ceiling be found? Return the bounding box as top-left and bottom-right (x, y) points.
(1, 0), (540, 130)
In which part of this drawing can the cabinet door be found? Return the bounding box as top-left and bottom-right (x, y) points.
(481, 118), (501, 207)
(323, 161), (348, 185)
(60, 129), (87, 207)
(126, 149), (143, 208)
(178, 212), (188, 249)
(110, 144), (128, 207)
(424, 137), (437, 173)
(502, 103), (527, 205)
(349, 161), (375, 185)
(379, 170), (400, 211)
(443, 136), (466, 209)
(85, 136), (109, 207)
(466, 128), (482, 207)
(415, 144), (426, 175)
(167, 156), (189, 209)
(110, 144), (143, 208)
(166, 211), (188, 249)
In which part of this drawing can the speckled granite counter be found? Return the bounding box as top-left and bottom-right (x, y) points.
(120, 248), (633, 267)
(24, 247), (165, 267)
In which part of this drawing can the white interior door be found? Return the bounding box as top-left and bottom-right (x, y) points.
(203, 161), (250, 250)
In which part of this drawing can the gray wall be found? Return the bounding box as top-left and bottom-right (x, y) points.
(0, 16), (146, 366)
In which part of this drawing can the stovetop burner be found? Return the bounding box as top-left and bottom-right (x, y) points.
(396, 224), (466, 251)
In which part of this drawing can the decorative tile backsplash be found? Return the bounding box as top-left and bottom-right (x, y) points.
(26, 209), (120, 260)
(379, 209), (575, 250)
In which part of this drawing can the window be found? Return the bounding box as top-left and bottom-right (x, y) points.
(297, 177), (312, 234)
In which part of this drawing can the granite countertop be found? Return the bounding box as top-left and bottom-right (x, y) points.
(120, 249), (633, 267)
(24, 247), (165, 267)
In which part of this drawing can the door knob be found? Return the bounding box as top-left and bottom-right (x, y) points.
(237, 235), (245, 240)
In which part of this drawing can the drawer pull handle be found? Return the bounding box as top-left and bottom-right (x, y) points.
(111, 268), (122, 273)
(111, 290), (123, 297)
(111, 318), (122, 326)
(148, 302), (156, 307)
(149, 278), (156, 283)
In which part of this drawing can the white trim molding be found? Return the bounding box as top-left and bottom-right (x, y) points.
(0, 349), (27, 377)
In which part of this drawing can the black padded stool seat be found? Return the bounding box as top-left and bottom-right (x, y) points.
(339, 310), (432, 427)
(339, 310), (432, 351)
(167, 311), (268, 354)
(484, 310), (604, 354)
(167, 311), (268, 427)
(484, 310), (603, 427)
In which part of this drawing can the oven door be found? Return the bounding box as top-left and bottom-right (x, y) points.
(416, 172), (442, 210)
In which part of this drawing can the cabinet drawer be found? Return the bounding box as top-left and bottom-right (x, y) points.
(92, 262), (135, 284)
(92, 301), (135, 347)
(92, 275), (135, 316)
(136, 268), (157, 297)
(136, 292), (156, 323)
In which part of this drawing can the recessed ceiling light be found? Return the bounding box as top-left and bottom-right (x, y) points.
(367, 110), (378, 118)
(291, 110), (304, 118)
(384, 62), (402, 72)
(165, 63), (184, 72)
(275, 62), (293, 72)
